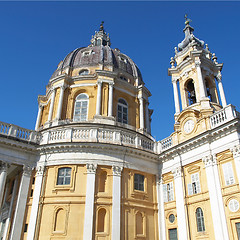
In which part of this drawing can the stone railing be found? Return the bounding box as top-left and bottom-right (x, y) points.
(158, 135), (173, 152)
(42, 126), (156, 152)
(0, 121), (39, 143)
(210, 104), (239, 129)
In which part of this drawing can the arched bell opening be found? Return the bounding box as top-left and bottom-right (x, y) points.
(185, 79), (196, 106)
(205, 77), (219, 104)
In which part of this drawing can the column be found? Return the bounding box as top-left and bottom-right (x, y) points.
(156, 175), (166, 240)
(2, 175), (19, 240)
(96, 81), (102, 115)
(216, 72), (227, 107)
(56, 85), (66, 120)
(195, 60), (207, 100)
(202, 155), (229, 240)
(145, 101), (150, 133)
(27, 166), (45, 240)
(111, 165), (123, 240)
(139, 97), (144, 129)
(231, 145), (240, 184)
(172, 166), (188, 240)
(0, 162), (8, 207)
(10, 166), (32, 240)
(35, 105), (43, 130)
(108, 82), (114, 117)
(48, 89), (56, 122)
(83, 163), (97, 240)
(172, 78), (180, 115)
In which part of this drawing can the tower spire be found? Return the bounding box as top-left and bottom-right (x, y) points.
(178, 15), (204, 51)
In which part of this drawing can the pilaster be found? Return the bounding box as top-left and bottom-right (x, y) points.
(10, 165), (32, 240)
(171, 166), (188, 240)
(83, 163), (97, 240)
(111, 165), (123, 240)
(230, 145), (240, 185)
(156, 175), (166, 240)
(35, 105), (43, 130)
(202, 155), (229, 240)
(108, 82), (114, 117)
(27, 165), (45, 240)
(96, 81), (102, 116)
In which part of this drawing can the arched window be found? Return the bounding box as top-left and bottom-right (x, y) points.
(196, 207), (205, 232)
(186, 80), (196, 105)
(54, 208), (65, 232)
(117, 98), (128, 124)
(97, 208), (106, 232)
(57, 167), (71, 185)
(79, 69), (89, 75)
(73, 94), (89, 122)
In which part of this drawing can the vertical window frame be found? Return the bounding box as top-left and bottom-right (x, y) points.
(117, 98), (128, 124)
(195, 207), (205, 232)
(134, 173), (145, 192)
(73, 93), (89, 122)
(188, 172), (201, 195)
(222, 162), (235, 186)
(163, 181), (174, 202)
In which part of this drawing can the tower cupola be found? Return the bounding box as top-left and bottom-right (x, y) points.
(168, 16), (228, 143)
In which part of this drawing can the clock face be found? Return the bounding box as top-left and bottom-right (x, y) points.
(184, 119), (195, 134)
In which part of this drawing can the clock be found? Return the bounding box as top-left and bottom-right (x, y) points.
(183, 119), (195, 134)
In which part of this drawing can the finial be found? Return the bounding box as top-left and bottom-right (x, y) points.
(174, 47), (178, 55)
(205, 44), (209, 51)
(100, 21), (104, 31)
(212, 53), (218, 64)
(170, 57), (175, 68)
(184, 14), (192, 25)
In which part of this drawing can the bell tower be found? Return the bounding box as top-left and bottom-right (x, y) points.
(169, 16), (228, 142)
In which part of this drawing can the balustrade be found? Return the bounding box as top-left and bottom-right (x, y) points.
(0, 121), (39, 143)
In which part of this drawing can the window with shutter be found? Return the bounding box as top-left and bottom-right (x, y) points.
(188, 173), (201, 195)
(222, 162), (235, 186)
(163, 182), (174, 202)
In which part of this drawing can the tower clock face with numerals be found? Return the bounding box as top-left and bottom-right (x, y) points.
(183, 119), (195, 134)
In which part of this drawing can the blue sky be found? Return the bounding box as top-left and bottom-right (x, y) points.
(0, 1), (240, 141)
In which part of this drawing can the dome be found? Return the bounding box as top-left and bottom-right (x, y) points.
(50, 23), (143, 84)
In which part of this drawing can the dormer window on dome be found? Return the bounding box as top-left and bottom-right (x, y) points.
(79, 69), (89, 76)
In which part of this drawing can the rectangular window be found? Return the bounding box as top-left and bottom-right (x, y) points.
(169, 228), (178, 240)
(24, 224), (28, 232)
(222, 162), (235, 186)
(57, 167), (71, 185)
(188, 172), (201, 195)
(134, 174), (144, 191)
(163, 182), (174, 202)
(236, 222), (240, 240)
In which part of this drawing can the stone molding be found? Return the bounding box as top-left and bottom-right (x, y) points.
(195, 60), (201, 68)
(202, 154), (217, 167)
(86, 163), (97, 174)
(112, 165), (123, 176)
(230, 145), (240, 158)
(171, 166), (182, 178)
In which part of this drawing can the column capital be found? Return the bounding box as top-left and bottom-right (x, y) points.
(0, 162), (10, 172)
(60, 83), (68, 90)
(202, 154), (217, 167)
(231, 145), (240, 158)
(171, 166), (182, 178)
(36, 165), (45, 176)
(23, 165), (33, 177)
(215, 71), (222, 82)
(156, 174), (163, 185)
(97, 80), (103, 86)
(195, 59), (201, 67)
(172, 76), (179, 83)
(112, 165), (123, 176)
(86, 163), (97, 174)
(109, 81), (114, 87)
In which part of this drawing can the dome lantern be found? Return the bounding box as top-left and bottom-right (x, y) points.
(90, 21), (111, 47)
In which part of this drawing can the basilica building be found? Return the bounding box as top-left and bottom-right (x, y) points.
(0, 19), (240, 240)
